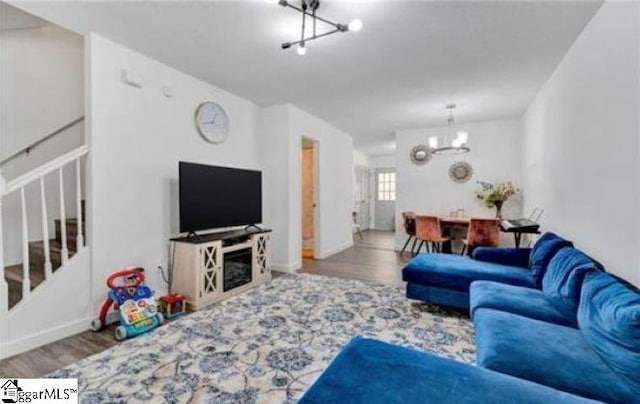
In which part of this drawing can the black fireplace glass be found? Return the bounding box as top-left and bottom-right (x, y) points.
(224, 248), (253, 292)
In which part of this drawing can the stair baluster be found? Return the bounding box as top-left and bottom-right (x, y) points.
(20, 187), (31, 299)
(75, 159), (84, 248)
(40, 177), (53, 279)
(58, 168), (69, 264)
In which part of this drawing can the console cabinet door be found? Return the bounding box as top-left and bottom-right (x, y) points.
(254, 233), (272, 280)
(199, 241), (222, 304)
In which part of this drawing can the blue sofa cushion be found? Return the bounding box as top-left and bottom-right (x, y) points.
(475, 308), (635, 403)
(578, 272), (640, 396)
(406, 283), (470, 309)
(473, 247), (531, 268)
(542, 247), (600, 319)
(402, 254), (536, 291)
(529, 232), (573, 285)
(470, 281), (576, 327)
(299, 337), (596, 404)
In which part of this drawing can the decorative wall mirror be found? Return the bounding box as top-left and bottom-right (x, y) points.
(410, 145), (432, 166)
(449, 161), (473, 183)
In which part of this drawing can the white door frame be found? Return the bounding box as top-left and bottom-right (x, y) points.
(300, 136), (320, 257)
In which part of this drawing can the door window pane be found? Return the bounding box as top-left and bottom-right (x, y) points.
(377, 172), (396, 201)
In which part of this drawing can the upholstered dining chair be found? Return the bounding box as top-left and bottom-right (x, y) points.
(415, 215), (451, 255)
(400, 211), (417, 255)
(352, 211), (363, 240)
(461, 218), (501, 255)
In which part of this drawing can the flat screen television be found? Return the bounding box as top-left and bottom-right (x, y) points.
(179, 162), (262, 233)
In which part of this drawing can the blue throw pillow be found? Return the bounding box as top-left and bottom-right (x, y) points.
(542, 247), (600, 318)
(578, 272), (640, 394)
(529, 232), (573, 285)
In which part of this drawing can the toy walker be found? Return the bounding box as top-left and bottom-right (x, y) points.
(91, 267), (164, 341)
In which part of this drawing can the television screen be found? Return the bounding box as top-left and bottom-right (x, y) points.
(179, 162), (262, 233)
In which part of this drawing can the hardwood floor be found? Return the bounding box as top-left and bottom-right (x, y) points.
(0, 324), (120, 378)
(0, 230), (411, 378)
(301, 230), (409, 287)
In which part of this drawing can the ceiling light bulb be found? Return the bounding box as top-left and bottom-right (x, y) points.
(456, 131), (469, 144)
(348, 19), (363, 32)
(428, 136), (438, 149)
(297, 43), (306, 55)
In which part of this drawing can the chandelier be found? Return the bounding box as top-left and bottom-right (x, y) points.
(277, 0), (362, 55)
(428, 104), (470, 155)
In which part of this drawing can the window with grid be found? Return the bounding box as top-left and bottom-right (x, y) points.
(377, 172), (396, 201)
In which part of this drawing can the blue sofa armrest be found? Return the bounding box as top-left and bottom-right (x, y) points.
(473, 247), (531, 268)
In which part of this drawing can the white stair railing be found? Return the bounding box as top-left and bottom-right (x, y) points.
(0, 145), (88, 311)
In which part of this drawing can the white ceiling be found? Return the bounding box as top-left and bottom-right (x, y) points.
(7, 1), (602, 155)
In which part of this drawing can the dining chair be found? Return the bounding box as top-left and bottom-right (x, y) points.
(461, 218), (501, 255)
(352, 211), (363, 240)
(400, 211), (417, 255)
(415, 215), (451, 254)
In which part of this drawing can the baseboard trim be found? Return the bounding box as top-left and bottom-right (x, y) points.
(1, 317), (91, 360)
(315, 241), (353, 259)
(272, 261), (302, 273)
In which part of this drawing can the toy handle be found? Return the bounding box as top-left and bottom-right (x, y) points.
(107, 267), (145, 288)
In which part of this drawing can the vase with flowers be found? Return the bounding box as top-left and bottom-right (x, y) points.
(475, 181), (519, 219)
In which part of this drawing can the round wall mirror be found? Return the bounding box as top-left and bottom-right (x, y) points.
(449, 161), (474, 183)
(410, 145), (432, 166)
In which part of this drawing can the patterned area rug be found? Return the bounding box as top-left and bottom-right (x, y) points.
(49, 274), (475, 403)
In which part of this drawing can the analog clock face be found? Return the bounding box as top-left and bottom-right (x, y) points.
(195, 101), (230, 144)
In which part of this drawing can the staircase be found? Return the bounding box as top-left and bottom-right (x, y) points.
(0, 116), (89, 359)
(5, 202), (85, 309)
(1, 145), (88, 315)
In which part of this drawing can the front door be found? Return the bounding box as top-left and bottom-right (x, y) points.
(374, 168), (396, 230)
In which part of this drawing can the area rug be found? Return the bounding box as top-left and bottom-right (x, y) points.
(49, 273), (475, 403)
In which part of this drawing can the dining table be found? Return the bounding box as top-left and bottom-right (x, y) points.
(411, 214), (536, 248)
(439, 216), (471, 226)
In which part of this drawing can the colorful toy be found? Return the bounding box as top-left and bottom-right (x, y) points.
(90, 267), (164, 341)
(159, 293), (187, 319)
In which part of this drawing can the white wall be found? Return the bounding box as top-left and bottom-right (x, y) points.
(395, 119), (523, 249)
(87, 34), (264, 309)
(2, 248), (91, 358)
(0, 23), (84, 159)
(262, 104), (354, 271)
(353, 150), (370, 168)
(369, 154), (395, 168)
(260, 104), (296, 271)
(522, 2), (640, 286)
(1, 23), (84, 266)
(289, 105), (354, 261)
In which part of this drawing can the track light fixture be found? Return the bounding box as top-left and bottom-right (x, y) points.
(277, 0), (362, 55)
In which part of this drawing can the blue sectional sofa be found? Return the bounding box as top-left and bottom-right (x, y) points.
(299, 337), (596, 404)
(402, 232), (573, 309)
(301, 237), (640, 403)
(473, 267), (640, 403)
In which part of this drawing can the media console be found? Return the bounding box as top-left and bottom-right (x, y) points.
(170, 229), (272, 311)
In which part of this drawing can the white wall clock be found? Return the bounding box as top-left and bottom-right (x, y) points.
(194, 101), (230, 144)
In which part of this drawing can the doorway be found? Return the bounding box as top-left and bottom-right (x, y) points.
(301, 138), (317, 258)
(374, 168), (396, 230)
